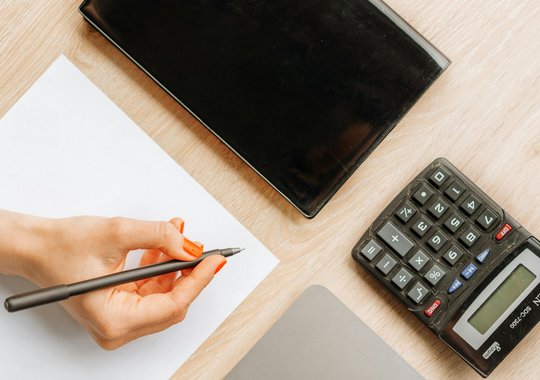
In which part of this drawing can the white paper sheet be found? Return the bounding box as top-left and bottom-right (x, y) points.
(0, 55), (278, 379)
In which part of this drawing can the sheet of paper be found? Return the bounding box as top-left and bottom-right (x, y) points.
(0, 55), (278, 379)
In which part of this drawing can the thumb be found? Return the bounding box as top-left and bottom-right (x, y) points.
(110, 217), (202, 261)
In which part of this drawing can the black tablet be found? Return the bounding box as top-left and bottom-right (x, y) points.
(80, 0), (449, 217)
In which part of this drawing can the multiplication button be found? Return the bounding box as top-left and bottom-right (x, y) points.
(407, 281), (429, 304)
(409, 250), (430, 271)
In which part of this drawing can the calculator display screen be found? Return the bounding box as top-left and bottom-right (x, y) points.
(468, 265), (536, 334)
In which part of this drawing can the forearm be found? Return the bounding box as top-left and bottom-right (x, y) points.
(0, 209), (49, 278)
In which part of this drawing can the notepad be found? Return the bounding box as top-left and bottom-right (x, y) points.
(0, 55), (278, 380)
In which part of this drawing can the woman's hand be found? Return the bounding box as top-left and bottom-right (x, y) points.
(0, 211), (226, 349)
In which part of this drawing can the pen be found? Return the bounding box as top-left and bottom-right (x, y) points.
(4, 248), (244, 313)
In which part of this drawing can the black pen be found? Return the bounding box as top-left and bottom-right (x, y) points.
(4, 248), (244, 313)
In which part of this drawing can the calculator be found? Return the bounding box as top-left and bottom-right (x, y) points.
(351, 158), (540, 377)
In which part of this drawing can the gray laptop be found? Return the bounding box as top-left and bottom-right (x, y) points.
(225, 285), (424, 380)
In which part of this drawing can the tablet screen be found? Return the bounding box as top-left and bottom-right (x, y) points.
(81, 0), (449, 217)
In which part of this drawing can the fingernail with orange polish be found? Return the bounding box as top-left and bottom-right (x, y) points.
(214, 260), (227, 275)
(183, 237), (203, 258)
(178, 219), (185, 234)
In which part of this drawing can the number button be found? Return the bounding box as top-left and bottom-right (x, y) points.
(396, 201), (417, 223)
(408, 250), (430, 271)
(376, 254), (397, 275)
(411, 215), (433, 237)
(460, 194), (482, 216)
(424, 264), (446, 286)
(377, 222), (415, 257)
(360, 240), (382, 261)
(407, 281), (429, 304)
(429, 168), (450, 188)
(459, 226), (481, 248)
(476, 208), (498, 230)
(443, 245), (465, 266)
(428, 197), (450, 219)
(413, 184), (434, 205)
(445, 181), (466, 201)
(443, 213), (464, 233)
(392, 268), (413, 289)
(427, 230), (448, 252)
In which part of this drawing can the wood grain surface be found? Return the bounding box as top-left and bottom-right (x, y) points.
(1, 1), (539, 379)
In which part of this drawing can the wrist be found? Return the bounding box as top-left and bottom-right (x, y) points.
(0, 210), (52, 280)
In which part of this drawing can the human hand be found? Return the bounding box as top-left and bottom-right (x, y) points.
(0, 212), (226, 349)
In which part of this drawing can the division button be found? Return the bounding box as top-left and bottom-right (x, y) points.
(443, 245), (465, 266)
(392, 268), (414, 289)
(448, 278), (463, 294)
(396, 201), (417, 223)
(424, 264), (446, 286)
(445, 181), (466, 201)
(495, 223), (513, 241)
(461, 263), (478, 280)
(424, 299), (442, 317)
(413, 184), (434, 205)
(360, 240), (383, 261)
(376, 254), (397, 275)
(428, 197), (450, 219)
(429, 167), (450, 188)
(411, 215), (433, 237)
(476, 249), (490, 264)
(459, 226), (481, 247)
(407, 281), (430, 304)
(408, 250), (430, 272)
(443, 213), (464, 234)
(427, 230), (449, 252)
(460, 194), (482, 216)
(377, 222), (415, 257)
(476, 208), (498, 230)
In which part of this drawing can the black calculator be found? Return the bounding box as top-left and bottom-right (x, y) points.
(352, 158), (540, 377)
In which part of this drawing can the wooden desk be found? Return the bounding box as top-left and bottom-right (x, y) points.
(1, 1), (539, 378)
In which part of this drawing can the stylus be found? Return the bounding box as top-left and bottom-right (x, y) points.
(4, 248), (244, 313)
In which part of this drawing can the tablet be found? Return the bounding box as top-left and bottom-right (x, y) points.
(80, 0), (449, 217)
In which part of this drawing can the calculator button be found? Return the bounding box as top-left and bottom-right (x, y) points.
(407, 281), (430, 304)
(377, 222), (414, 257)
(361, 240), (382, 261)
(411, 215), (432, 237)
(461, 263), (478, 280)
(443, 245), (465, 266)
(408, 250), (430, 272)
(476, 208), (498, 230)
(445, 181), (466, 201)
(429, 167), (450, 188)
(443, 213), (464, 234)
(376, 254), (397, 275)
(428, 198), (450, 219)
(424, 299), (442, 317)
(427, 230), (448, 252)
(413, 184), (434, 205)
(496, 223), (513, 241)
(448, 278), (463, 294)
(476, 249), (490, 264)
(424, 264), (446, 286)
(459, 226), (481, 247)
(396, 201), (417, 223)
(391, 268), (413, 289)
(460, 194), (482, 216)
